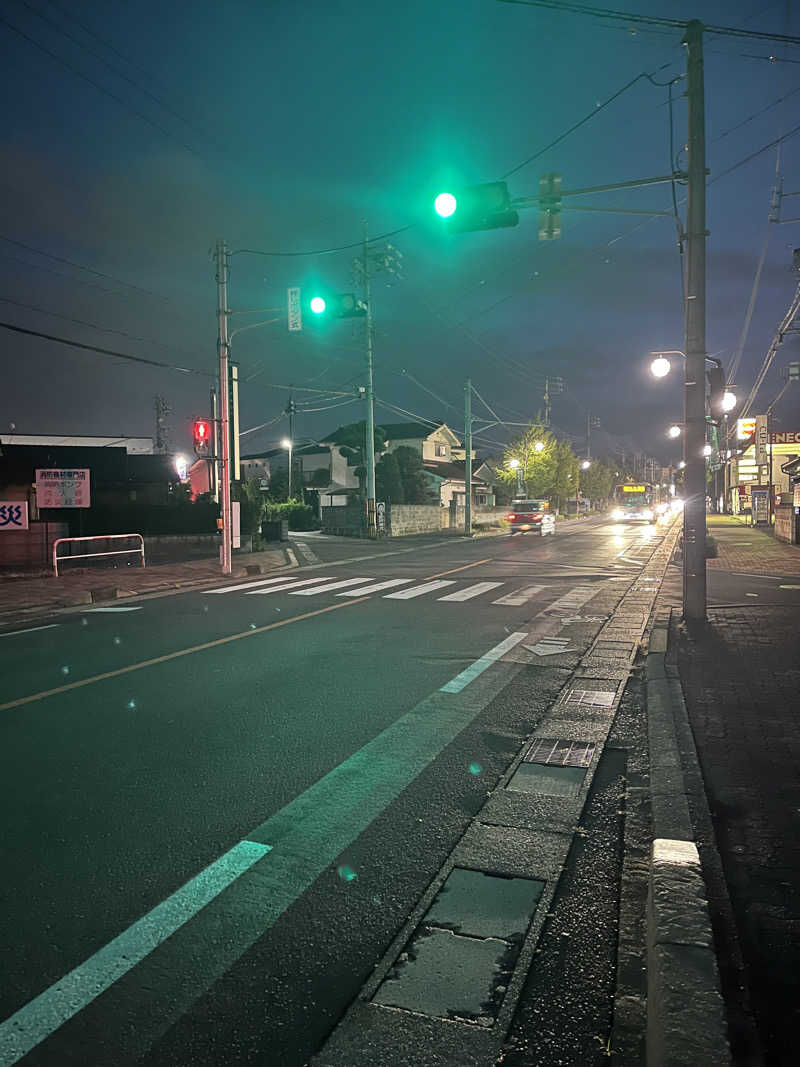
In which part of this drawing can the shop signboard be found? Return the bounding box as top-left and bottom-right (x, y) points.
(0, 501), (28, 530)
(35, 469), (91, 508)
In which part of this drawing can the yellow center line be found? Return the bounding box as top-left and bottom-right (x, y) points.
(0, 597), (373, 713)
(425, 557), (492, 581)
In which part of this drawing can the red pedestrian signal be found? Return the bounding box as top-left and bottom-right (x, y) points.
(193, 418), (212, 456)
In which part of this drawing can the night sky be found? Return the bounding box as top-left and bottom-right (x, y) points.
(1, 0), (799, 464)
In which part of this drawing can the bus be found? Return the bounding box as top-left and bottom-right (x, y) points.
(610, 483), (655, 523)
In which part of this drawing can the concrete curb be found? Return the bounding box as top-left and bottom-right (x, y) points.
(645, 625), (730, 1067)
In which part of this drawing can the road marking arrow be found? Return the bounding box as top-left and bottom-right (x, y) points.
(523, 637), (578, 657)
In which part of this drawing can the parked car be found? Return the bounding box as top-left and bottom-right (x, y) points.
(506, 499), (555, 535)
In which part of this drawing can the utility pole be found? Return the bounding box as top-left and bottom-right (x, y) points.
(683, 19), (708, 621)
(543, 378), (550, 427)
(154, 395), (171, 454)
(215, 238), (232, 575)
(465, 379), (472, 537)
(286, 395), (295, 501)
(362, 220), (377, 537)
(210, 387), (219, 502)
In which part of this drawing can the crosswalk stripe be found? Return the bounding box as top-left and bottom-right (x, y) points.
(383, 580), (455, 600)
(289, 577), (375, 596)
(492, 584), (545, 606)
(244, 577), (334, 596)
(205, 574), (307, 595)
(437, 581), (504, 602)
(336, 579), (413, 596)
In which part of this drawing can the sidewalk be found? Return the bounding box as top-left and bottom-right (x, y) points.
(676, 605), (800, 1066)
(707, 514), (800, 576)
(0, 546), (292, 627)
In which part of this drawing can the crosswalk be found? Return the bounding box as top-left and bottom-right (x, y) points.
(203, 573), (575, 608)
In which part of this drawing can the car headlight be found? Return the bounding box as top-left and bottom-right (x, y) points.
(612, 509), (624, 520)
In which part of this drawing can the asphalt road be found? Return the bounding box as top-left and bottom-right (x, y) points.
(1, 518), (664, 1066)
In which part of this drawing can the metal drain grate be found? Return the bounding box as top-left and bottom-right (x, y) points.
(562, 688), (616, 708)
(522, 736), (596, 768)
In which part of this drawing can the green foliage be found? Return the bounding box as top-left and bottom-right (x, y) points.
(552, 439), (578, 509)
(394, 446), (432, 503)
(267, 466), (288, 501)
(233, 478), (266, 535)
(263, 500), (320, 531)
(376, 450), (405, 503)
(579, 460), (615, 503)
(497, 424), (557, 498)
(330, 420), (386, 461)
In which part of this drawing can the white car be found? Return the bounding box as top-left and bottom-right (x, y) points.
(506, 500), (556, 535)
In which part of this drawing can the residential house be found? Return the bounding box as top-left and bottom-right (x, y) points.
(377, 421), (491, 507)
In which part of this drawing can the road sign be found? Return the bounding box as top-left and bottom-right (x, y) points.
(376, 501), (386, 532)
(287, 287), (302, 332)
(0, 501), (28, 530)
(754, 415), (769, 466)
(789, 361), (799, 382)
(35, 469), (91, 508)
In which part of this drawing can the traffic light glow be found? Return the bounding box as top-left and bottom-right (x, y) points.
(310, 296), (326, 314)
(434, 192), (457, 218)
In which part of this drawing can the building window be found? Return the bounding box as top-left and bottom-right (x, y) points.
(435, 443), (447, 457)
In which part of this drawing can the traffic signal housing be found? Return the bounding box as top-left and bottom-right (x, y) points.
(538, 172), (562, 241)
(306, 291), (366, 319)
(433, 181), (519, 233)
(193, 417), (212, 456)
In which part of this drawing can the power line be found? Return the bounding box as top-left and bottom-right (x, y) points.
(0, 233), (162, 298)
(501, 64), (676, 179)
(0, 295), (197, 355)
(0, 12), (198, 156)
(496, 0), (800, 44)
(0, 320), (213, 376)
(231, 224), (415, 260)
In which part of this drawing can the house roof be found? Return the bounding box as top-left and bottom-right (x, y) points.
(424, 460), (487, 484)
(377, 421), (462, 445)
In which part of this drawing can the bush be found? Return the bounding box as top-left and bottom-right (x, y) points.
(705, 534), (719, 558)
(263, 501), (320, 531)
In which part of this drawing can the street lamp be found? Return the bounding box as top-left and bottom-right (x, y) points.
(721, 390), (737, 413)
(508, 457), (523, 496)
(533, 440), (545, 453)
(668, 424), (682, 438)
(581, 459), (591, 470)
(281, 437), (293, 500)
(650, 355), (672, 378)
(702, 443), (712, 457)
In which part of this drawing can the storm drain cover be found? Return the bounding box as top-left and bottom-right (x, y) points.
(563, 688), (616, 708)
(521, 736), (596, 768)
(373, 869), (544, 1024)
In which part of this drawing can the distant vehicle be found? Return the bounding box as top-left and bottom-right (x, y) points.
(506, 499), (556, 535)
(610, 483), (655, 523)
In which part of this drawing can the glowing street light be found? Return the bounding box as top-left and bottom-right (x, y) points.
(508, 457), (523, 494)
(678, 460), (686, 469)
(650, 356), (671, 378)
(281, 436), (294, 500)
(702, 443), (712, 457)
(581, 459), (591, 470)
(533, 440), (545, 453)
(668, 424), (682, 438)
(722, 390), (737, 413)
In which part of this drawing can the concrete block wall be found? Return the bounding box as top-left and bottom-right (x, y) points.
(388, 505), (442, 536)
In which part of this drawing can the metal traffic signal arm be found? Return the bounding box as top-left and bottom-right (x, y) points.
(511, 172), (684, 222)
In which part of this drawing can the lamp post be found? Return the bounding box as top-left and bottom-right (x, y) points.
(281, 437), (293, 501)
(508, 458), (523, 496)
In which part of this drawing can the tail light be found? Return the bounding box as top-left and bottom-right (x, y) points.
(507, 512), (517, 521)
(531, 511), (543, 520)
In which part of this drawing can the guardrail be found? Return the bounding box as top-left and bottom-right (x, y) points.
(53, 534), (145, 577)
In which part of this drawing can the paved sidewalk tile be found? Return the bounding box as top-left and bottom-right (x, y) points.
(706, 515), (800, 577)
(677, 606), (800, 1066)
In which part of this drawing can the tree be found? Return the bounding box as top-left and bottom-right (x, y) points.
(580, 460), (614, 505)
(497, 424), (557, 499)
(376, 451), (405, 503)
(233, 478), (266, 535)
(394, 446), (431, 503)
(552, 439), (578, 512)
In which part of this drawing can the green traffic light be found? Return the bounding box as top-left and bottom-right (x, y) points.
(309, 296), (326, 314)
(434, 192), (457, 218)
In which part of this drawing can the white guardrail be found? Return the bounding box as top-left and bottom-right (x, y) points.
(52, 534), (145, 577)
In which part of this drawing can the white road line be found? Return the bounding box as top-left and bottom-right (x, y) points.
(87, 606), (143, 613)
(0, 840), (271, 1066)
(383, 580), (455, 599)
(779, 584), (800, 589)
(289, 577), (375, 595)
(337, 579), (413, 596)
(0, 624), (59, 639)
(244, 577), (335, 595)
(492, 584), (545, 606)
(437, 581), (504, 602)
(440, 632), (528, 693)
(286, 548), (298, 566)
(204, 574), (305, 595)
